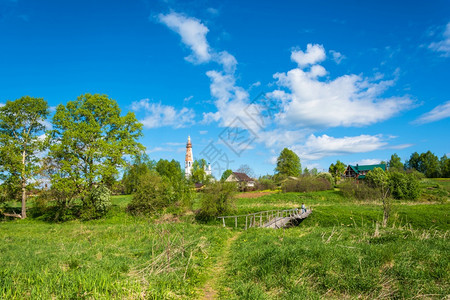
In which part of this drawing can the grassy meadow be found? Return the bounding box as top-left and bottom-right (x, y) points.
(1, 179), (449, 299)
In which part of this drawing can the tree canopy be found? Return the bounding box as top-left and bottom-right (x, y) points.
(388, 153), (404, 171)
(275, 148), (301, 177)
(329, 160), (346, 178)
(405, 151), (442, 178)
(190, 159), (211, 184)
(122, 154), (156, 194)
(48, 94), (143, 208)
(0, 96), (49, 218)
(221, 169), (233, 181)
(156, 159), (183, 181)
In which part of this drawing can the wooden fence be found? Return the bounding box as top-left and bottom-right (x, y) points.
(218, 208), (309, 230)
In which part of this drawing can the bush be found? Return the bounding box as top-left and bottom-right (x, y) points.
(80, 184), (112, 220)
(127, 172), (194, 216)
(317, 172), (334, 186)
(339, 180), (381, 201)
(127, 172), (174, 215)
(281, 177), (331, 193)
(196, 182), (237, 220)
(388, 171), (420, 200)
(0, 178), (20, 203)
(255, 178), (277, 191)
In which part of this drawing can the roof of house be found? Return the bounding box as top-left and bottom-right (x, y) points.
(347, 164), (386, 179)
(349, 164), (386, 173)
(231, 172), (254, 182)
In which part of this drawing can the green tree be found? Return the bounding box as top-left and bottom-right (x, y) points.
(49, 94), (143, 214)
(221, 169), (233, 181)
(388, 153), (404, 171)
(197, 182), (237, 220)
(127, 172), (175, 215)
(303, 167), (310, 176)
(388, 171), (420, 200)
(122, 154), (156, 194)
(190, 159), (207, 183)
(365, 167), (391, 227)
(275, 148), (301, 177)
(156, 159), (182, 181)
(441, 155), (450, 178)
(0, 96), (49, 218)
(329, 160), (346, 179)
(406, 152), (420, 171)
(419, 151), (441, 178)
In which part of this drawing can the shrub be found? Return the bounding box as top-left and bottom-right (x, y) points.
(339, 180), (381, 201)
(127, 172), (194, 216)
(317, 172), (334, 186)
(255, 178), (277, 190)
(127, 172), (174, 215)
(80, 184), (112, 219)
(281, 177), (331, 193)
(196, 182), (237, 220)
(388, 171), (420, 200)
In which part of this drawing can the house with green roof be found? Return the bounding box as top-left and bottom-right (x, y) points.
(344, 164), (386, 179)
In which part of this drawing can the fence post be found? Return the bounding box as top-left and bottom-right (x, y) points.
(245, 216), (248, 230)
(235, 217), (237, 228)
(222, 217), (226, 227)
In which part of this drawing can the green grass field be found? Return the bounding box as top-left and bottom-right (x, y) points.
(1, 182), (449, 299)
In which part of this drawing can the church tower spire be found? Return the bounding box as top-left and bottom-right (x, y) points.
(185, 136), (193, 177)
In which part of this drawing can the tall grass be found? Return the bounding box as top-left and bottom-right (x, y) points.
(1, 190), (448, 299)
(0, 220), (231, 299)
(220, 225), (449, 299)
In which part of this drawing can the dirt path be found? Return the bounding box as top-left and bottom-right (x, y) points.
(200, 231), (241, 300)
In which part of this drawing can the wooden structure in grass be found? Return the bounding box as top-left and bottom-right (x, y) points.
(218, 208), (312, 230)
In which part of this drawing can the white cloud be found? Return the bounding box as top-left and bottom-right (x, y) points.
(0, 103), (4, 107)
(206, 7), (219, 16)
(291, 44), (326, 67)
(147, 147), (169, 153)
(40, 119), (53, 130)
(389, 143), (414, 150)
(267, 156), (278, 165)
(329, 50), (345, 64)
(257, 128), (309, 149)
(271, 44), (413, 128)
(159, 12), (237, 72)
(202, 70), (263, 132)
(429, 22), (450, 57)
(249, 81), (261, 89)
(159, 12), (211, 63)
(414, 100), (450, 124)
(291, 134), (387, 160)
(216, 50), (237, 73)
(199, 130), (208, 135)
(350, 158), (384, 165)
(131, 99), (195, 129)
(183, 95), (194, 102)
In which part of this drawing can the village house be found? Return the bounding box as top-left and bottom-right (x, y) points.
(344, 164), (387, 179)
(225, 172), (256, 189)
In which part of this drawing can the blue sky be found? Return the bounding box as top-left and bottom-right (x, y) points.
(1, 0), (449, 177)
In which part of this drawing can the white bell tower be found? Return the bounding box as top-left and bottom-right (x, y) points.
(185, 136), (193, 177)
